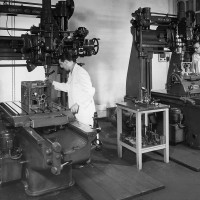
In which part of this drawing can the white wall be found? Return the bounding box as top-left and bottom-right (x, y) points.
(67, 0), (174, 115)
(0, 0), (45, 101)
(0, 0), (174, 115)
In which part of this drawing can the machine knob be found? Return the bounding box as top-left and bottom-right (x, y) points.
(56, 154), (61, 159)
(46, 159), (53, 165)
(188, 85), (193, 90)
(52, 142), (62, 153)
(46, 148), (52, 155)
(51, 166), (59, 175)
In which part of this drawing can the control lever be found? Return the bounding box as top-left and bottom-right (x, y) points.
(61, 160), (72, 170)
(45, 70), (55, 78)
(51, 160), (72, 175)
(44, 64), (55, 78)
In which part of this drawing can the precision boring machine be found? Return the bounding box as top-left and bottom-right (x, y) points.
(0, 0), (99, 196)
(125, 1), (200, 147)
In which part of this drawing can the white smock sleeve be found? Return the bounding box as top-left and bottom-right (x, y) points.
(191, 54), (196, 73)
(52, 81), (69, 92)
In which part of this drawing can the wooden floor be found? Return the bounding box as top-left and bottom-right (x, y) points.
(157, 143), (200, 171)
(73, 163), (164, 200)
(71, 119), (165, 200)
(0, 119), (165, 200)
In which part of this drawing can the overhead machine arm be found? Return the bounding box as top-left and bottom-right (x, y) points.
(0, 0), (99, 76)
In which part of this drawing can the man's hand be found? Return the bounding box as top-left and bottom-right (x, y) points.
(70, 103), (79, 114)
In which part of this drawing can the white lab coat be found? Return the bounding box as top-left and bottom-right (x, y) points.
(52, 64), (96, 126)
(192, 53), (200, 73)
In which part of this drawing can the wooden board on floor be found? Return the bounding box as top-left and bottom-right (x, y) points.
(157, 144), (200, 171)
(73, 163), (164, 200)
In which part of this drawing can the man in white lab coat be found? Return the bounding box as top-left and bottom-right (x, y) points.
(52, 51), (96, 126)
(192, 41), (200, 73)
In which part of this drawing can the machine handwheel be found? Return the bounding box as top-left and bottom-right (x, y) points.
(92, 38), (99, 55)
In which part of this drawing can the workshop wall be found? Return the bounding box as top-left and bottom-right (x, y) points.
(69, 0), (175, 116)
(0, 0), (174, 116)
(0, 0), (45, 102)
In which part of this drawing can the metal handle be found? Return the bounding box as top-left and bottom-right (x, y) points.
(61, 160), (72, 170)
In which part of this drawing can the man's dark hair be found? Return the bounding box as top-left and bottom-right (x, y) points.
(59, 51), (76, 62)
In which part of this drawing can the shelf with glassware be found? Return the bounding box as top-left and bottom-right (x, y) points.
(116, 101), (169, 170)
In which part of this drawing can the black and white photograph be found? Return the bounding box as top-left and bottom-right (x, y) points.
(0, 0), (200, 200)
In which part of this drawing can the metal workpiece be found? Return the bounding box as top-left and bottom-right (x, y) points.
(0, 80), (75, 128)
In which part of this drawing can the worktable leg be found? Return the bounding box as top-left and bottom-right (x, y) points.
(117, 107), (122, 158)
(163, 109), (169, 163)
(136, 112), (142, 170)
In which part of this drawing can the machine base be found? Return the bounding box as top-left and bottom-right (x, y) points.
(0, 99), (97, 196)
(22, 166), (74, 196)
(0, 157), (22, 184)
(152, 90), (200, 149)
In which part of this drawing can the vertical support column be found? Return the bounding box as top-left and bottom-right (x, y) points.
(144, 112), (148, 137)
(163, 108), (169, 163)
(136, 112), (142, 170)
(117, 107), (123, 158)
(145, 113), (148, 126)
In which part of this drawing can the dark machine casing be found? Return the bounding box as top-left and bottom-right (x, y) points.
(0, 80), (96, 196)
(125, 3), (200, 149)
(0, 0), (99, 195)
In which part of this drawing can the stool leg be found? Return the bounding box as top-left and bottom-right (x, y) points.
(117, 107), (123, 158)
(136, 112), (142, 170)
(163, 109), (169, 163)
